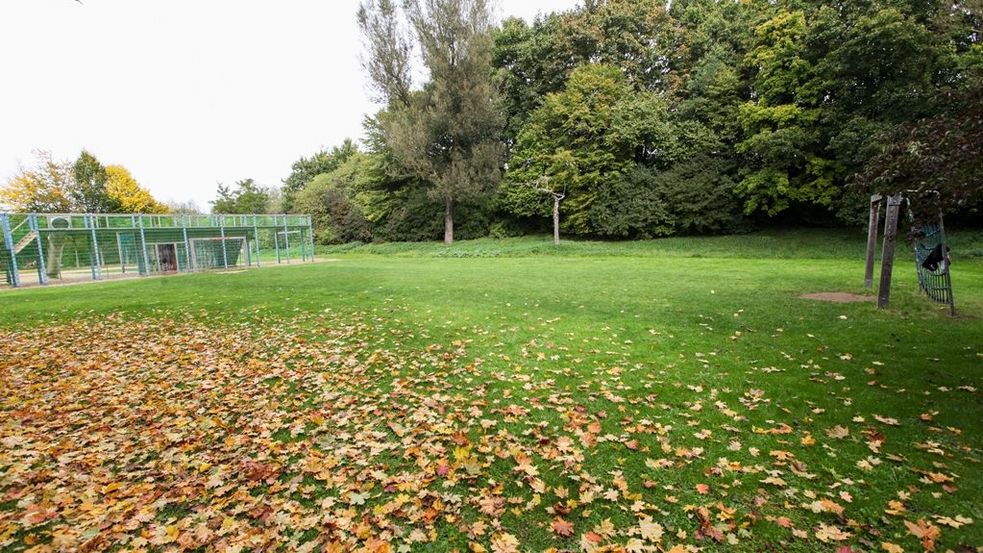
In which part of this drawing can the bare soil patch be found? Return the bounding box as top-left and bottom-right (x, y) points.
(800, 291), (874, 303)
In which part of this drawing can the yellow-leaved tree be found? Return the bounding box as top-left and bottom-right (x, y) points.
(0, 151), (75, 278)
(0, 150), (73, 212)
(105, 165), (168, 213)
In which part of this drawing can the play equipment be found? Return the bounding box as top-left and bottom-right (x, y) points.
(864, 193), (955, 314)
(1, 213), (315, 288)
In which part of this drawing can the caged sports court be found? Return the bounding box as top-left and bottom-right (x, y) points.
(1, 212), (314, 288)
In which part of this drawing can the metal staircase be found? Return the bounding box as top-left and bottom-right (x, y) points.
(2, 217), (36, 287)
(13, 230), (37, 254)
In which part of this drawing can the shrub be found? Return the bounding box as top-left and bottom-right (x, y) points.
(651, 157), (745, 235)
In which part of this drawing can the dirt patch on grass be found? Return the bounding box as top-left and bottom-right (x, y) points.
(800, 292), (874, 303)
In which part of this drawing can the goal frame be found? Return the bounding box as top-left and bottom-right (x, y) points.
(188, 235), (248, 271)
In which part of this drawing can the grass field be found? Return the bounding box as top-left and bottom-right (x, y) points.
(1, 230), (981, 552)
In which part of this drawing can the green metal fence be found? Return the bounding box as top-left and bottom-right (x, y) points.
(1, 213), (315, 288)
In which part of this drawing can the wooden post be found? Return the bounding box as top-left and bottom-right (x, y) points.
(864, 194), (882, 288)
(877, 193), (903, 309)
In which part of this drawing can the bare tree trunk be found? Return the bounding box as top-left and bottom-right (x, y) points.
(46, 235), (66, 279)
(444, 197), (454, 245)
(552, 196), (560, 245)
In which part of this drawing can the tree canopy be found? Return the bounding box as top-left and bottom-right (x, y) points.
(1, 150), (167, 215)
(281, 139), (358, 212)
(358, 0), (504, 244)
(211, 179), (274, 214)
(69, 150), (119, 213)
(269, 0), (979, 244)
(105, 165), (168, 214)
(0, 151), (74, 213)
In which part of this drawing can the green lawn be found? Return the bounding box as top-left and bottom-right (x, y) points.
(1, 230), (981, 552)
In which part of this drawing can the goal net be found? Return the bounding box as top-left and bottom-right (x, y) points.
(189, 236), (246, 271)
(274, 230), (303, 261)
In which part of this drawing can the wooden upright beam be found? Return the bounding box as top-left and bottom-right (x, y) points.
(864, 194), (882, 288)
(877, 193), (903, 309)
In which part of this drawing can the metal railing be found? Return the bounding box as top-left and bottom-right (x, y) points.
(2, 212), (315, 289)
(17, 213), (312, 232)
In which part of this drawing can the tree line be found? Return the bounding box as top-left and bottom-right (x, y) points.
(277, 0), (981, 244)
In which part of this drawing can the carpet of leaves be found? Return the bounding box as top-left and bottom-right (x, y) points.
(0, 309), (979, 552)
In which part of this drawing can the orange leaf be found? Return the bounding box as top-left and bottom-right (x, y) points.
(904, 519), (940, 551)
(551, 517), (575, 537)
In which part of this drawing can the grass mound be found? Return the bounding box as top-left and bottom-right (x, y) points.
(321, 228), (983, 260)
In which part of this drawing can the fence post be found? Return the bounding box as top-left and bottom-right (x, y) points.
(29, 214), (48, 285)
(128, 214), (136, 273)
(93, 215), (103, 275)
(877, 193), (903, 309)
(253, 215), (260, 267)
(308, 216), (316, 263)
(300, 225), (307, 262)
(182, 215), (192, 271)
(283, 215), (291, 264)
(1, 214), (20, 288)
(117, 233), (126, 274)
(138, 214), (150, 275)
(274, 215), (281, 264)
(87, 215), (101, 280)
(220, 216), (228, 270)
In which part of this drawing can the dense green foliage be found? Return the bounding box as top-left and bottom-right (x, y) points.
(69, 150), (118, 213)
(358, 0), (504, 244)
(210, 178), (275, 214)
(280, 139), (358, 212)
(857, 87), (983, 222)
(294, 153), (374, 244)
(279, 0), (981, 244)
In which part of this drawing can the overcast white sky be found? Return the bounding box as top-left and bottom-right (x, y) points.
(0, 0), (577, 210)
